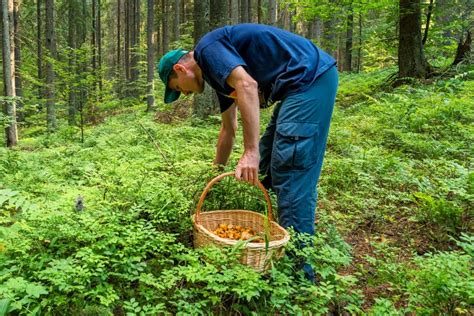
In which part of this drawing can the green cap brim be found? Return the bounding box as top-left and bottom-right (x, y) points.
(164, 88), (181, 104)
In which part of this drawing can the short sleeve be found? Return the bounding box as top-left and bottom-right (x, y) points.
(198, 40), (248, 90)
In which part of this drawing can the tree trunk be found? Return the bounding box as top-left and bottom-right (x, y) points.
(281, 5), (289, 31)
(128, 0), (135, 96)
(345, 5), (353, 72)
(268, 0), (276, 26)
(36, 0), (42, 99)
(173, 0), (180, 41)
(68, 0), (77, 125)
(452, 31), (471, 65)
(230, 0), (238, 25)
(257, 0), (261, 24)
(398, 0), (428, 79)
(291, 7), (296, 33)
(307, 18), (320, 42)
(146, 0), (155, 111)
(422, 0), (433, 45)
(249, 0), (257, 23)
(45, 0), (57, 131)
(155, 2), (161, 56)
(117, 0), (121, 79)
(130, 0), (139, 96)
(13, 0), (21, 121)
(162, 0), (169, 53)
(124, 0), (130, 81)
(193, 0), (207, 44)
(91, 0), (98, 101)
(357, 12), (362, 72)
(78, 0), (87, 142)
(1, 0), (17, 146)
(239, 0), (248, 23)
(180, 0), (185, 26)
(194, 0), (217, 118)
(210, 0), (227, 30)
(97, 0), (102, 98)
(323, 17), (336, 57)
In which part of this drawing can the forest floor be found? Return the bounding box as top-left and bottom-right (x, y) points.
(1, 67), (472, 314)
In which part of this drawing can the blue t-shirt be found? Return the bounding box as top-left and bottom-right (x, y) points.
(194, 24), (336, 113)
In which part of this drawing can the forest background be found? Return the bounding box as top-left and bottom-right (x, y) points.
(0, 0), (473, 315)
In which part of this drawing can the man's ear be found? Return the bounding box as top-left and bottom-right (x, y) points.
(173, 63), (186, 74)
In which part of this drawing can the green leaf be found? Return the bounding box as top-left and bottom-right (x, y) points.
(0, 299), (11, 316)
(25, 284), (48, 298)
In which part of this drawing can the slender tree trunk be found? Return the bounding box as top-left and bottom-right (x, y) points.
(173, 0), (180, 41)
(290, 7), (296, 33)
(422, 0), (433, 45)
(323, 17), (336, 57)
(345, 5), (353, 72)
(398, 0), (428, 79)
(193, 0), (217, 118)
(45, 0), (57, 131)
(146, 0), (155, 111)
(129, 0), (135, 92)
(193, 0), (206, 44)
(210, 0), (227, 30)
(249, 0), (257, 23)
(180, 0), (185, 26)
(36, 0), (42, 99)
(281, 5), (289, 31)
(130, 0), (139, 97)
(357, 12), (362, 72)
(239, 0), (248, 23)
(268, 0), (276, 26)
(306, 19), (313, 39)
(97, 0), (102, 99)
(68, 0), (77, 125)
(117, 0), (121, 79)
(124, 0), (130, 81)
(2, 0), (17, 146)
(316, 19), (322, 44)
(13, 0), (22, 121)
(78, 0), (87, 142)
(230, 0), (238, 25)
(155, 2), (161, 56)
(162, 0), (169, 53)
(307, 18), (319, 41)
(257, 0), (261, 23)
(91, 0), (97, 100)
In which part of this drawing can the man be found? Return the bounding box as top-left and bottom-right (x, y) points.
(158, 24), (338, 281)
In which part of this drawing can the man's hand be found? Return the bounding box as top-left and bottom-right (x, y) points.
(235, 150), (260, 185)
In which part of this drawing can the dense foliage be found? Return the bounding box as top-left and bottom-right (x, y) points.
(1, 64), (473, 314)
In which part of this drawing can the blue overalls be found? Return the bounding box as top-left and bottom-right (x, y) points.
(194, 24), (338, 281)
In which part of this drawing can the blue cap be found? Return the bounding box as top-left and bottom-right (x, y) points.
(157, 49), (189, 103)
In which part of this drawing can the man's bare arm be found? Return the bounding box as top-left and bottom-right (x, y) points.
(226, 66), (260, 185)
(214, 104), (237, 166)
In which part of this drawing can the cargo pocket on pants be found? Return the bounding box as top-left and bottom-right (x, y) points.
(272, 122), (319, 170)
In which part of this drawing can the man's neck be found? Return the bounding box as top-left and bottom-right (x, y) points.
(188, 51), (202, 79)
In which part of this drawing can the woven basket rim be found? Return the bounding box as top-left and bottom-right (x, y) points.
(192, 210), (290, 249)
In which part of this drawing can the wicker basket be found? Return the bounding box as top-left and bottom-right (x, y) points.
(192, 172), (290, 272)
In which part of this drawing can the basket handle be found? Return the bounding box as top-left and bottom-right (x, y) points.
(195, 172), (274, 224)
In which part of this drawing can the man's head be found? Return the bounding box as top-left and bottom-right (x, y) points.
(158, 49), (204, 103)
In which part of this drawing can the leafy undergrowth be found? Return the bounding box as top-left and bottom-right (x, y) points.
(1, 66), (473, 315)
